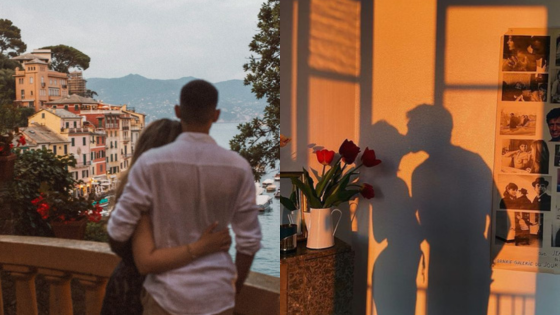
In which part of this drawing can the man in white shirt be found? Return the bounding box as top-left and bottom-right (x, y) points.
(108, 80), (262, 315)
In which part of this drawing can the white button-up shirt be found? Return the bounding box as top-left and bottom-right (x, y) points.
(108, 132), (262, 315)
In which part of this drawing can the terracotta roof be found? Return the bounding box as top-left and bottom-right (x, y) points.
(21, 124), (70, 145)
(25, 58), (48, 65)
(46, 94), (98, 105)
(10, 53), (49, 61)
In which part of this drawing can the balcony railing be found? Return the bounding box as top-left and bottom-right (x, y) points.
(0, 236), (279, 315)
(72, 161), (92, 168)
(122, 126), (129, 131)
(68, 128), (89, 134)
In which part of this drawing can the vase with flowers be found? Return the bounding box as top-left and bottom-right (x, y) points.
(284, 139), (381, 249)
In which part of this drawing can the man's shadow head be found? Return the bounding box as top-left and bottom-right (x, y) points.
(406, 104), (453, 153)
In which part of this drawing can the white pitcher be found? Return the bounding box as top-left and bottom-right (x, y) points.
(303, 207), (342, 249)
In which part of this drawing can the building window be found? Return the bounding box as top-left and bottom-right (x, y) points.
(110, 155), (113, 162)
(64, 105), (68, 110)
(30, 77), (33, 84)
(20, 90), (24, 99)
(100, 164), (103, 172)
(71, 138), (75, 146)
(30, 91), (33, 96)
(74, 121), (77, 128)
(83, 137), (86, 146)
(66, 122), (69, 128)
(75, 105), (79, 111)
(64, 145), (67, 155)
(91, 152), (94, 160)
(53, 146), (57, 155)
(41, 113), (45, 119)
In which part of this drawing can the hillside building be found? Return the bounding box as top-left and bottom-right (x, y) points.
(12, 49), (69, 112)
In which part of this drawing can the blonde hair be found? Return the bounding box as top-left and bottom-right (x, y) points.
(114, 119), (182, 202)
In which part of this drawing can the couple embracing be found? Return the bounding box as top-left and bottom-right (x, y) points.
(103, 80), (262, 315)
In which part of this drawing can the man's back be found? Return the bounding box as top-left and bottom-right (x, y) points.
(109, 132), (261, 315)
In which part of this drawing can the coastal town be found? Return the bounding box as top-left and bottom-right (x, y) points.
(8, 48), (145, 206)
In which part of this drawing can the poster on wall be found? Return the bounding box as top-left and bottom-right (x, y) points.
(492, 28), (560, 274)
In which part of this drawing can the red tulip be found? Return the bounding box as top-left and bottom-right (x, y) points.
(361, 147), (382, 167)
(339, 139), (360, 164)
(316, 149), (335, 165)
(360, 183), (375, 199)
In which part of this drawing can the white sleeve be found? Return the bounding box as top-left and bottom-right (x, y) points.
(231, 165), (262, 256)
(107, 157), (152, 242)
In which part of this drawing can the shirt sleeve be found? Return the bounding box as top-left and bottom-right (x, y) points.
(107, 157), (153, 242)
(231, 165), (262, 256)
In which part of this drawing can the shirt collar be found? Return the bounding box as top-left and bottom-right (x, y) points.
(177, 132), (217, 145)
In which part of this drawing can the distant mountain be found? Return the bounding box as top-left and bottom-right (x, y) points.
(85, 74), (266, 123)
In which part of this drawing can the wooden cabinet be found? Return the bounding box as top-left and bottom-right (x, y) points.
(280, 238), (354, 315)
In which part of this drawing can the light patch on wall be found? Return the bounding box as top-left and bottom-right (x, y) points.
(446, 6), (548, 87)
(307, 76), (358, 168)
(308, 0), (360, 76)
(372, 0), (437, 131)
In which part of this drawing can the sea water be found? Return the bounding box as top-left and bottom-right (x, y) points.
(210, 122), (279, 277)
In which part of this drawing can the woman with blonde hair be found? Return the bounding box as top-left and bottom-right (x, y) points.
(102, 119), (231, 314)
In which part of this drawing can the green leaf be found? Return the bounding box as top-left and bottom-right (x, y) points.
(291, 176), (322, 208)
(315, 161), (341, 199)
(280, 196), (297, 211)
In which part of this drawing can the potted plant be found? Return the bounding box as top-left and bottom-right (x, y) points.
(287, 139), (381, 249)
(32, 185), (102, 240)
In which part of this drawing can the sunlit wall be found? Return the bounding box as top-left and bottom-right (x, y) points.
(281, 0), (560, 314)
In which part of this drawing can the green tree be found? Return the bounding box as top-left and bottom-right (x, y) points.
(40, 44), (90, 73)
(0, 68), (16, 105)
(0, 19), (27, 57)
(230, 0), (280, 180)
(85, 89), (98, 99)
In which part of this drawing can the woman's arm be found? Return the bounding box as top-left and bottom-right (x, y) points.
(132, 214), (231, 275)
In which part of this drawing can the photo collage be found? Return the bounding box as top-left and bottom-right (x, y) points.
(494, 30), (560, 273)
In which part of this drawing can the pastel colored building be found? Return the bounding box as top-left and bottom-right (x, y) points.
(12, 49), (69, 111)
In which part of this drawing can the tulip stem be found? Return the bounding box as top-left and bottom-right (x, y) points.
(321, 165), (325, 178)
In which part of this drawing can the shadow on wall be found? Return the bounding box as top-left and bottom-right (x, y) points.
(361, 105), (504, 315)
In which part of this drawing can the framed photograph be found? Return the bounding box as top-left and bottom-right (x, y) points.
(495, 210), (543, 248)
(500, 139), (549, 174)
(499, 105), (536, 136)
(502, 73), (548, 102)
(280, 172), (308, 237)
(497, 174), (552, 211)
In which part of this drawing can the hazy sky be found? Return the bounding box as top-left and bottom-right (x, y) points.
(1, 0), (264, 82)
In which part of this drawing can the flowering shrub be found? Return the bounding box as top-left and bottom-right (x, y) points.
(285, 139), (381, 209)
(31, 188), (101, 224)
(10, 148), (100, 236)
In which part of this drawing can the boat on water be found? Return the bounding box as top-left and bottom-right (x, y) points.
(257, 195), (272, 212)
(274, 173), (280, 181)
(274, 189), (280, 198)
(266, 184), (277, 192)
(255, 182), (264, 195)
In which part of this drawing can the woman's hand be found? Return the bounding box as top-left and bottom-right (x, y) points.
(196, 222), (232, 256)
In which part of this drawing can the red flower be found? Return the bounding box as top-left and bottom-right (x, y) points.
(316, 149), (335, 166)
(360, 183), (375, 199)
(339, 139), (361, 164)
(16, 135), (26, 146)
(361, 147), (382, 167)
